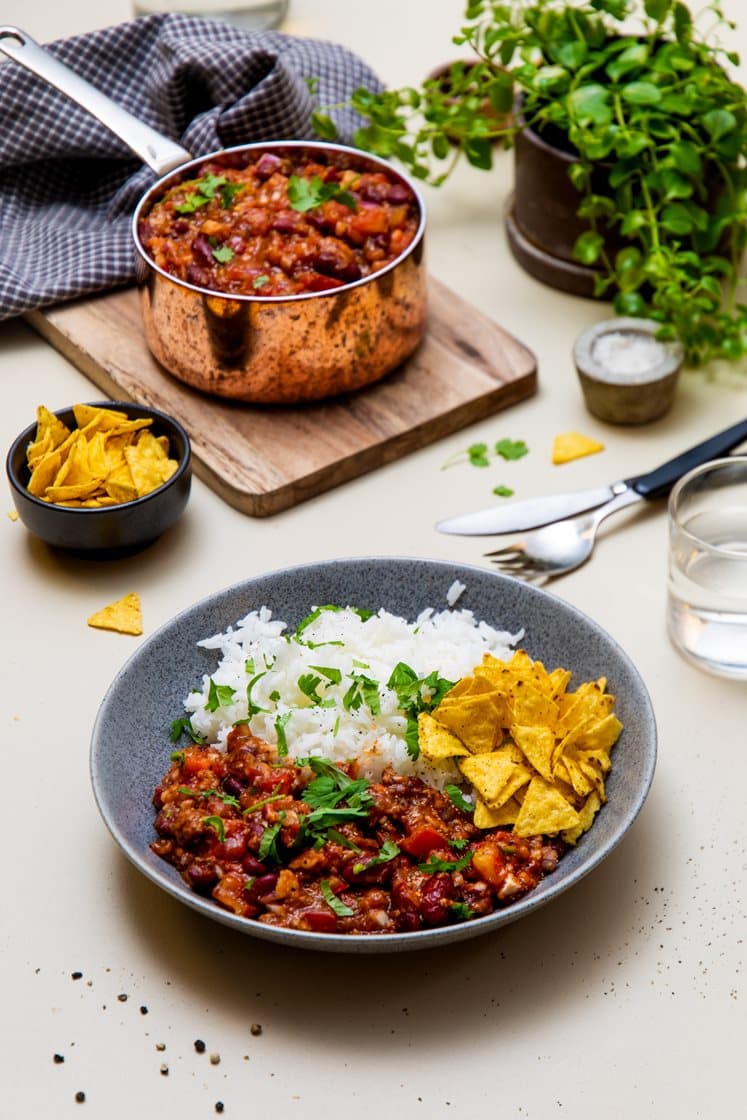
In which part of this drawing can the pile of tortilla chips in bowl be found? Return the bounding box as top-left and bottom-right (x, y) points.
(6, 401), (191, 556)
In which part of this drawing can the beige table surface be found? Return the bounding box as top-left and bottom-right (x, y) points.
(2, 2), (746, 1116)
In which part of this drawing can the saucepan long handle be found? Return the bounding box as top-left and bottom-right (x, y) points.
(0, 25), (191, 176)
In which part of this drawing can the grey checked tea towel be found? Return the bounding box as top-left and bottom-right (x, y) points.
(0, 15), (382, 320)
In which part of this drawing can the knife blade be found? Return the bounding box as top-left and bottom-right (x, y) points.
(436, 416), (747, 536)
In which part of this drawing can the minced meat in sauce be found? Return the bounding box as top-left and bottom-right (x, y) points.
(152, 725), (563, 935)
(138, 149), (420, 298)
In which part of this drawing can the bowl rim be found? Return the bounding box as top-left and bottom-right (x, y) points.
(89, 555), (658, 954)
(132, 140), (427, 304)
(6, 399), (192, 516)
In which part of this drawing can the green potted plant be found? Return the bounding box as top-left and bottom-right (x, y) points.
(312, 0), (747, 366)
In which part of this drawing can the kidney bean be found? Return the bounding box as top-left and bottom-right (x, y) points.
(245, 872), (279, 902)
(255, 152), (284, 179)
(222, 776), (244, 800)
(192, 233), (215, 268)
(186, 862), (219, 893)
(218, 833), (246, 861)
(387, 183), (411, 204)
(272, 211), (302, 235)
(419, 872), (453, 926)
(185, 262), (210, 288)
(242, 853), (267, 876)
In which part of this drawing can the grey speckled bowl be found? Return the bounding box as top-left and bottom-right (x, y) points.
(90, 557), (657, 953)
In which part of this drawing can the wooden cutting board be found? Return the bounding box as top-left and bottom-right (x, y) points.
(25, 276), (537, 516)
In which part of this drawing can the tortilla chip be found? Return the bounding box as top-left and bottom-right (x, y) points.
(418, 712), (470, 760)
(434, 693), (503, 754)
(552, 431), (605, 465)
(562, 791), (603, 846)
(87, 592), (143, 636)
(513, 776), (581, 836)
(474, 796), (522, 828)
(511, 724), (555, 782)
(25, 404), (177, 508)
(459, 749), (532, 809)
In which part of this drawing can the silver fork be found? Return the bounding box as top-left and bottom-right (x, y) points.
(484, 489), (642, 583)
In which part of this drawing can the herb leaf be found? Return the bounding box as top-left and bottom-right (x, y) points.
(287, 175), (357, 213)
(320, 879), (355, 917)
(205, 679), (237, 713)
(445, 784), (474, 814)
(202, 815), (226, 844)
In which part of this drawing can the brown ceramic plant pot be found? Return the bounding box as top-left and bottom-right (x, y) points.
(504, 122), (618, 298)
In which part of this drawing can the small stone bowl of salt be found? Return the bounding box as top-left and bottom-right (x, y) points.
(573, 317), (685, 425)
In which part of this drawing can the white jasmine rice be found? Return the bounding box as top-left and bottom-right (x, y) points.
(183, 601), (522, 787)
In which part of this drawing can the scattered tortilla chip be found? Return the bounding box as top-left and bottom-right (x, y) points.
(25, 404), (178, 508)
(552, 431), (605, 464)
(7, 509), (18, 521)
(87, 592), (143, 636)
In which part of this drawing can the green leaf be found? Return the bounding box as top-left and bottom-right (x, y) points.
(554, 40), (587, 71)
(568, 84), (612, 125)
(669, 140), (701, 176)
(464, 136), (493, 170)
(613, 291), (648, 316)
(202, 815), (226, 844)
(702, 109), (737, 142)
(572, 230), (605, 265)
(320, 879), (354, 917)
(620, 209), (648, 236)
(418, 852), (473, 874)
(309, 665), (342, 685)
(205, 679), (237, 713)
(590, 0), (630, 17)
(352, 839), (400, 875)
(294, 605), (342, 638)
(644, 0), (671, 19)
(445, 784), (474, 813)
(211, 245), (235, 264)
(621, 81), (662, 106)
(287, 175), (356, 213)
(246, 671), (268, 717)
(660, 203), (695, 235)
(468, 442), (490, 467)
(494, 438), (528, 461)
(606, 43), (649, 82)
(492, 485), (514, 497)
(258, 816), (285, 862)
(311, 110), (339, 141)
(274, 711), (292, 756)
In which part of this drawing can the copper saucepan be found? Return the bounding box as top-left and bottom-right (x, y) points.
(0, 27), (427, 404)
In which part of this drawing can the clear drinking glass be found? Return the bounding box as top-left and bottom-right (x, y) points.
(133, 0), (288, 32)
(667, 456), (747, 679)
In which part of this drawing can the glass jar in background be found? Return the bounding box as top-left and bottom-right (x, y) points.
(667, 456), (747, 680)
(133, 0), (288, 32)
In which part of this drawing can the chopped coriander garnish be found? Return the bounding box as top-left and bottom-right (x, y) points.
(205, 679), (237, 713)
(352, 839), (400, 875)
(170, 749), (186, 765)
(274, 710), (292, 756)
(258, 813), (285, 862)
(342, 672), (381, 715)
(169, 716), (204, 744)
(449, 901), (475, 921)
(294, 604), (342, 638)
(179, 786), (241, 809)
(445, 784), (474, 814)
(418, 852), (473, 874)
(386, 662), (455, 760)
(246, 671), (268, 717)
(252, 274), (270, 289)
(211, 244), (235, 264)
(287, 175), (357, 213)
(492, 485), (514, 498)
(298, 673), (324, 705)
(309, 665), (342, 685)
(320, 879), (355, 917)
(326, 828), (362, 852)
(243, 789), (285, 815)
(202, 815), (226, 844)
(441, 437), (530, 470)
(495, 438), (529, 461)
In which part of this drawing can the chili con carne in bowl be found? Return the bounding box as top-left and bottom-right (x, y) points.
(90, 557), (657, 953)
(133, 142), (427, 404)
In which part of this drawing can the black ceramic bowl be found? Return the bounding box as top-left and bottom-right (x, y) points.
(6, 401), (191, 556)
